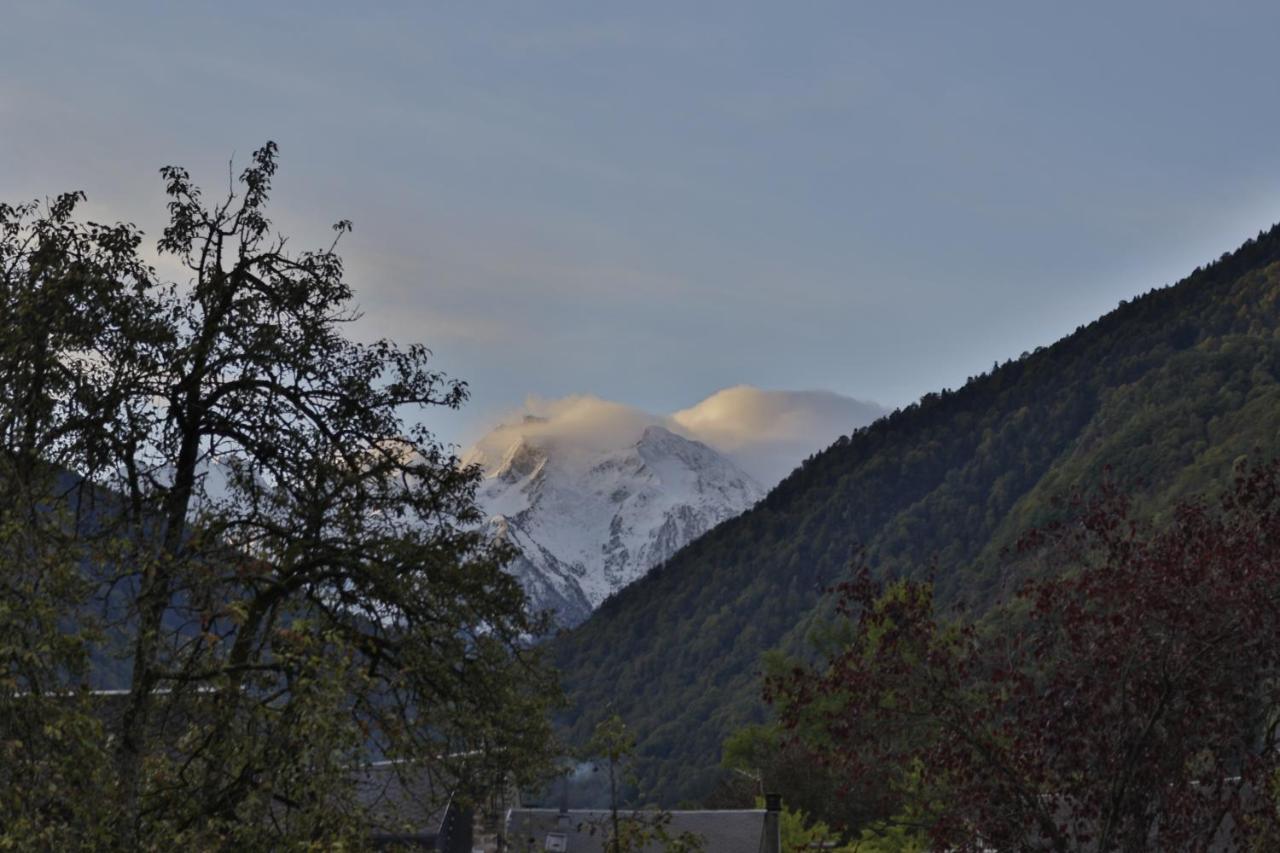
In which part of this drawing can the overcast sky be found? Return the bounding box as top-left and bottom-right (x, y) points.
(4, 1), (1280, 449)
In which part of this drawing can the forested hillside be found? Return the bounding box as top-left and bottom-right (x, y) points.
(552, 223), (1280, 803)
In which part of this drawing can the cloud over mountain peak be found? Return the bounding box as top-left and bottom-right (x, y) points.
(467, 385), (886, 489)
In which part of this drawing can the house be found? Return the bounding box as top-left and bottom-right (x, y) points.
(504, 793), (782, 852)
(355, 762), (473, 851)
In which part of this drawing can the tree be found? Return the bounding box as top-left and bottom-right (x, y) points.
(582, 714), (705, 853)
(718, 721), (924, 851)
(0, 190), (162, 846)
(0, 144), (559, 846)
(589, 714), (634, 851)
(769, 462), (1280, 852)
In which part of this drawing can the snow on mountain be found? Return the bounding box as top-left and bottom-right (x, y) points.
(464, 423), (763, 627)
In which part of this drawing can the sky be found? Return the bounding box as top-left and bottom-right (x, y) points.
(4, 1), (1280, 450)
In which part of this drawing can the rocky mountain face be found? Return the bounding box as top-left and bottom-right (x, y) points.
(464, 423), (763, 626)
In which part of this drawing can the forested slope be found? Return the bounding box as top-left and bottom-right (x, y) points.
(552, 223), (1280, 803)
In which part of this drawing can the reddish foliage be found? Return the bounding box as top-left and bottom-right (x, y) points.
(768, 461), (1280, 851)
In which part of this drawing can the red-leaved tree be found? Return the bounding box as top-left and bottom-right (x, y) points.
(768, 461), (1280, 852)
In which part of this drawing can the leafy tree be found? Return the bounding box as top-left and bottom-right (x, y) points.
(0, 190), (160, 846)
(769, 462), (1280, 851)
(588, 714), (635, 851)
(719, 717), (927, 850)
(0, 145), (558, 846)
(582, 714), (705, 852)
(774, 800), (862, 853)
(718, 717), (868, 828)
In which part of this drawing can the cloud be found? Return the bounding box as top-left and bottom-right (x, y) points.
(465, 386), (886, 489)
(463, 395), (659, 469)
(672, 386), (887, 485)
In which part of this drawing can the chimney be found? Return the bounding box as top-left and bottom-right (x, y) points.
(763, 793), (782, 853)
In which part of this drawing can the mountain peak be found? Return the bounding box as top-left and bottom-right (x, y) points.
(636, 423), (736, 466)
(638, 424), (677, 443)
(493, 435), (547, 485)
(469, 421), (763, 626)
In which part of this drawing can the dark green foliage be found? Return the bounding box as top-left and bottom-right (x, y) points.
(553, 224), (1280, 803)
(0, 149), (560, 846)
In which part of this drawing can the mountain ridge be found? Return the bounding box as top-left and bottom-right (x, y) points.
(552, 222), (1280, 802)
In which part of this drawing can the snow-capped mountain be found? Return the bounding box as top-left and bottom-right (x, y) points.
(464, 421), (763, 627)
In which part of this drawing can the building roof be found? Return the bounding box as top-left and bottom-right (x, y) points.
(505, 808), (768, 853)
(354, 762), (452, 837)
